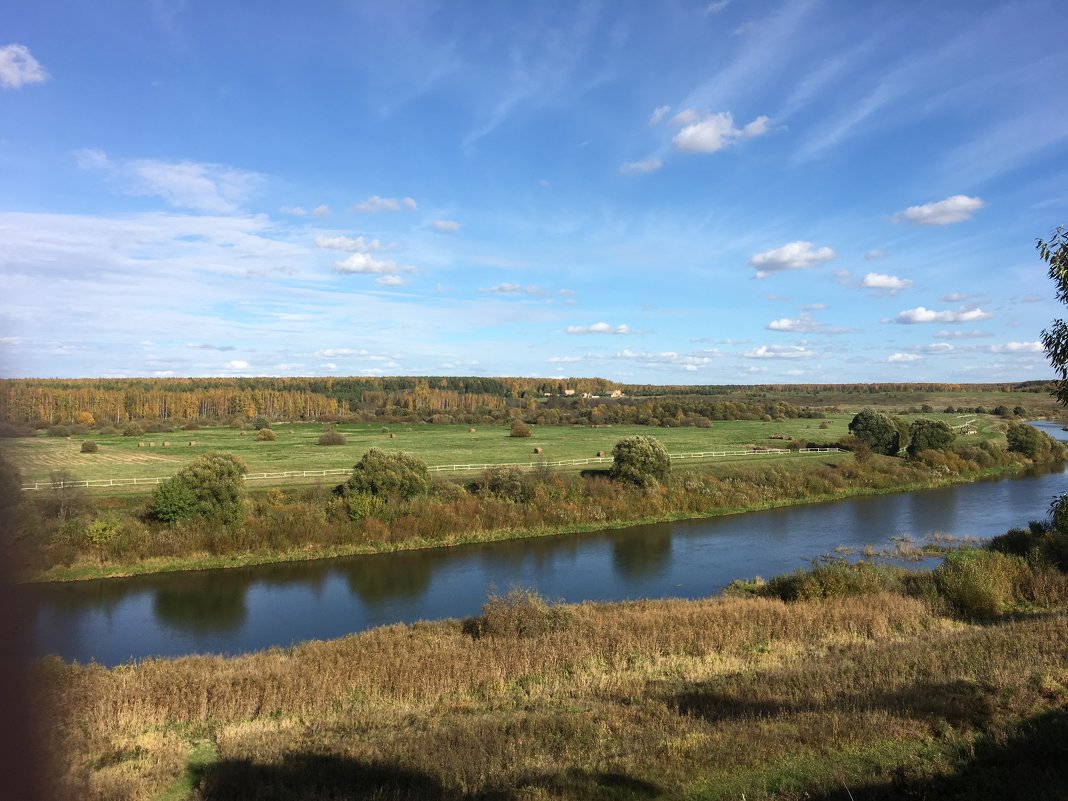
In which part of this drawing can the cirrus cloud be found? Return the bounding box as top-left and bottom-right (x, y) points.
(566, 322), (630, 335)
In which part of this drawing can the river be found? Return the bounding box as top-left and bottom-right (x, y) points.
(29, 421), (1068, 666)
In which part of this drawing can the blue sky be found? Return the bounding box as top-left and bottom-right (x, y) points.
(2, 0), (1068, 383)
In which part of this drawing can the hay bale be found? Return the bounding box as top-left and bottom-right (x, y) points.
(389, 433), (395, 439)
(149, 442), (156, 448)
(596, 450), (606, 457)
(533, 447), (543, 454)
(137, 442), (144, 448)
(468, 428), (476, 433)
(162, 441), (169, 447)
(189, 441), (196, 446)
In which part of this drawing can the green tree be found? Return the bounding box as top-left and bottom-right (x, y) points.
(1040, 226), (1068, 406)
(1006, 421), (1048, 460)
(906, 419), (955, 457)
(341, 448), (429, 500)
(848, 409), (900, 455)
(149, 451), (247, 525)
(610, 435), (671, 487)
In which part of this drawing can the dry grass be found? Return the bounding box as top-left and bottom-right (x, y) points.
(34, 587), (1068, 801)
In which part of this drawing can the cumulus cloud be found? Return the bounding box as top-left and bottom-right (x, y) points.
(334, 253), (398, 275)
(76, 149), (263, 213)
(619, 158), (663, 174)
(0, 44), (48, 89)
(935, 329), (991, 340)
(431, 219), (461, 232)
(356, 195), (417, 213)
(614, 348), (715, 371)
(566, 322), (630, 335)
(861, 272), (913, 293)
(672, 110), (771, 153)
(888, 353), (922, 363)
(894, 195), (984, 226)
(318, 348), (356, 358)
(765, 314), (848, 335)
(281, 204), (330, 218)
(748, 241), (835, 278)
(312, 205), (330, 218)
(893, 306), (992, 324)
(742, 344), (817, 359)
(315, 234), (390, 252)
(989, 341), (1044, 353)
(648, 105), (671, 125)
(548, 355), (582, 363)
(224, 360), (249, 370)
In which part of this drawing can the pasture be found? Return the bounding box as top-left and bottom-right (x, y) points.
(4, 412), (1004, 491)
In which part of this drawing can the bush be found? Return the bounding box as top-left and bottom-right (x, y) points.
(80, 440), (98, 453)
(318, 429), (347, 446)
(148, 452), (248, 525)
(340, 447), (429, 500)
(763, 559), (899, 602)
(123, 424), (144, 437)
(47, 425), (72, 437)
(476, 465), (533, 503)
(610, 435), (671, 487)
(934, 549), (1024, 620)
(848, 409), (900, 455)
(0, 422), (37, 438)
(255, 428), (276, 442)
(252, 417), (271, 431)
(509, 421), (532, 438)
(462, 587), (570, 639)
(906, 418), (955, 457)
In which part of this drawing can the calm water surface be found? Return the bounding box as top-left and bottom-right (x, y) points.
(30, 423), (1068, 666)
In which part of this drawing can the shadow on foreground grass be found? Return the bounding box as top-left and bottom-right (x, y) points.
(191, 753), (662, 801)
(801, 707), (1068, 801)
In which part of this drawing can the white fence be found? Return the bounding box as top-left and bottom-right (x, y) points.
(19, 447), (844, 491)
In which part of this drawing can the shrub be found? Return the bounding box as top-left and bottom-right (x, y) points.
(610, 435), (671, 487)
(476, 465), (533, 503)
(252, 416), (271, 431)
(509, 421), (532, 438)
(80, 440), (98, 453)
(255, 428), (276, 442)
(230, 418), (246, 429)
(148, 452), (248, 525)
(1006, 422), (1045, 459)
(72, 411), (95, 428)
(848, 409), (900, 455)
(763, 560), (899, 602)
(46, 425), (72, 437)
(122, 424), (144, 437)
(906, 418), (955, 457)
(341, 448), (429, 500)
(0, 422), (37, 438)
(934, 549), (1024, 620)
(318, 429), (347, 446)
(182, 422), (201, 431)
(462, 587), (570, 639)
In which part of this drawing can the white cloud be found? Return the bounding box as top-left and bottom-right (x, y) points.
(315, 234), (389, 252)
(765, 314), (848, 335)
(989, 341), (1044, 353)
(705, 1), (731, 13)
(334, 253), (398, 275)
(935, 329), (991, 340)
(893, 306), (992, 324)
(312, 205), (330, 218)
(742, 344), (817, 359)
(940, 292), (974, 303)
(186, 343), (235, 351)
(320, 362), (338, 371)
(748, 241), (835, 278)
(0, 44), (48, 89)
(356, 195), (417, 213)
(224, 360), (249, 370)
(318, 349), (357, 358)
(888, 353), (922, 363)
(431, 219), (462, 232)
(614, 348), (715, 370)
(77, 149), (263, 213)
(648, 105), (671, 125)
(619, 158), (663, 174)
(548, 355), (583, 363)
(481, 283), (544, 296)
(375, 275), (406, 286)
(894, 195), (984, 226)
(566, 322), (630, 335)
(865, 250), (887, 260)
(281, 206), (308, 217)
(861, 272), (913, 292)
(673, 110), (771, 153)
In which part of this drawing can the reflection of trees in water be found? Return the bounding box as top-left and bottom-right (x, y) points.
(153, 572), (248, 635)
(344, 552), (435, 606)
(34, 577), (135, 618)
(253, 561), (329, 595)
(611, 525), (672, 580)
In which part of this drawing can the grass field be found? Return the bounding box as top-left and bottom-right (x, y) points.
(4, 413), (1005, 490)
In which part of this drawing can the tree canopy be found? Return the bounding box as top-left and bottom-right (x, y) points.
(341, 448), (429, 500)
(148, 451), (248, 525)
(848, 409), (900, 455)
(906, 419), (955, 457)
(610, 435), (671, 487)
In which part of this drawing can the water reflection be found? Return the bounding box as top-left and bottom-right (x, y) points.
(343, 552), (435, 606)
(154, 572), (248, 635)
(611, 524), (672, 580)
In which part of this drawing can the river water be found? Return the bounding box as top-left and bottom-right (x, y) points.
(29, 421), (1068, 666)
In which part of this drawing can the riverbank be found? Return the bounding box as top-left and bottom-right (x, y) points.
(24, 452), (1052, 584)
(33, 545), (1068, 801)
